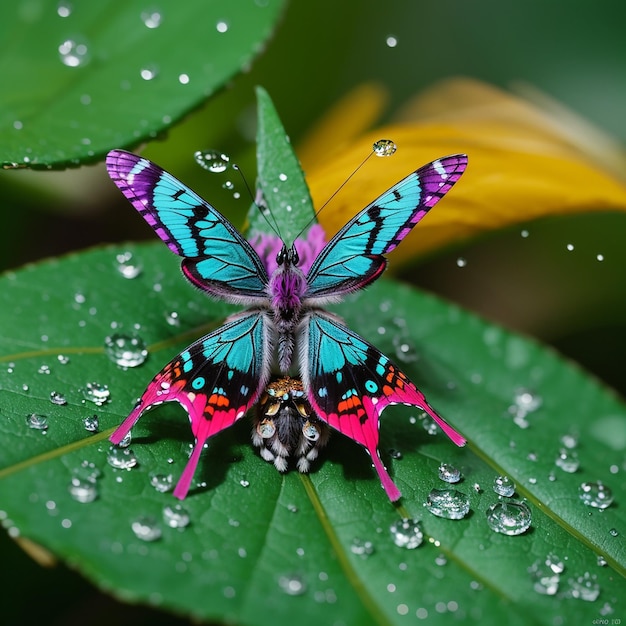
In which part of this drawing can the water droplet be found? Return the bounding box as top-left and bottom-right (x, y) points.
(107, 446), (138, 469)
(568, 571), (600, 601)
(278, 574), (306, 595)
(194, 149), (230, 173)
(178, 73), (190, 85)
(425, 489), (470, 519)
(57, 2), (72, 18)
(560, 433), (578, 449)
(104, 333), (148, 368)
(57, 354), (70, 365)
(83, 415), (99, 432)
(163, 504), (190, 528)
(473, 483), (482, 493)
(438, 463), (462, 483)
(239, 479), (250, 488)
(609, 527), (619, 537)
(388, 448), (403, 460)
(385, 35), (398, 48)
(350, 537), (375, 557)
(58, 37), (90, 67)
(596, 253), (605, 262)
(508, 388), (542, 427)
(165, 311), (180, 326)
(131, 516), (162, 541)
(216, 20), (228, 33)
(117, 431), (132, 448)
(389, 518), (424, 549)
(49, 391), (67, 406)
(141, 8), (163, 28)
(597, 555), (607, 566)
(82, 382), (110, 406)
(287, 504), (298, 513)
(373, 139), (397, 157)
(555, 448), (580, 473)
(493, 475), (515, 497)
(566, 243), (575, 251)
(26, 413), (48, 431)
(72, 460), (101, 482)
(68, 477), (98, 503)
(150, 473), (173, 493)
(528, 559), (560, 595)
(38, 364), (51, 375)
(115, 251), (143, 278)
(140, 64), (159, 81)
(579, 481), (613, 509)
(456, 257), (467, 268)
(485, 501), (532, 535)
(545, 552), (565, 574)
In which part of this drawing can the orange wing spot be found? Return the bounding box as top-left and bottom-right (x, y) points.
(338, 395), (364, 416)
(382, 384), (395, 397)
(208, 393), (231, 409)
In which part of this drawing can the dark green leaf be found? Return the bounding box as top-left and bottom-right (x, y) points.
(0, 243), (624, 625)
(1, 0), (285, 168)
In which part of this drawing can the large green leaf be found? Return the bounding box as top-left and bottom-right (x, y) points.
(0, 243), (624, 625)
(1, 0), (285, 169)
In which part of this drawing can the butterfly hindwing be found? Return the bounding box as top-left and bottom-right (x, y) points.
(106, 150), (269, 302)
(110, 311), (272, 499)
(305, 154), (468, 299)
(300, 312), (466, 501)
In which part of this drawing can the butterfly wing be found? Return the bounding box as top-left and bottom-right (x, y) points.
(110, 311), (272, 499)
(305, 154), (467, 299)
(106, 150), (269, 303)
(300, 312), (465, 501)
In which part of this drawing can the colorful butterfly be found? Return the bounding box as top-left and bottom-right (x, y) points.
(106, 149), (468, 501)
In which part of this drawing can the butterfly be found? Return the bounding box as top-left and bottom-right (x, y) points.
(106, 149), (468, 501)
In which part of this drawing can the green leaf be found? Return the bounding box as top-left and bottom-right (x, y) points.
(0, 243), (624, 625)
(247, 87), (315, 243)
(1, 0), (285, 168)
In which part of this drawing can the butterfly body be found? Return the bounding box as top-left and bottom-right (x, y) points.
(106, 150), (468, 501)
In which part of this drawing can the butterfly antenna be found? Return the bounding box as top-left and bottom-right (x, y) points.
(294, 149), (376, 240)
(233, 164), (284, 241)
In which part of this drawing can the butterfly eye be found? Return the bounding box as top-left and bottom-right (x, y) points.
(276, 246), (286, 266)
(302, 421), (321, 442)
(290, 245), (300, 266)
(257, 418), (276, 438)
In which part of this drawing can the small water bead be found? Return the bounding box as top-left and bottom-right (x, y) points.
(597, 555), (607, 567)
(528, 560), (560, 596)
(165, 311), (180, 326)
(178, 73), (190, 85)
(579, 481), (614, 509)
(545, 552), (565, 574)
(38, 364), (51, 375)
(49, 391), (67, 406)
(58, 37), (91, 67)
(72, 460), (101, 483)
(438, 463), (462, 483)
(131, 516), (162, 542)
(485, 501), (532, 535)
(104, 333), (148, 368)
(560, 433), (578, 449)
(57, 354), (70, 365)
(194, 149), (229, 173)
(26, 413), (48, 431)
(150, 473), (173, 493)
(493, 475), (515, 497)
(117, 431), (132, 448)
(115, 251), (143, 278)
(456, 257), (467, 268)
(278, 574), (306, 596)
(373, 139), (397, 157)
(385, 35), (398, 48)
(609, 528), (619, 537)
(350, 538), (375, 557)
(216, 20), (228, 33)
(57, 2), (72, 17)
(68, 477), (98, 503)
(568, 571), (600, 601)
(141, 8), (163, 28)
(82, 382), (110, 406)
(425, 489), (470, 520)
(163, 504), (190, 528)
(140, 65), (159, 81)
(555, 448), (580, 473)
(239, 479), (250, 488)
(389, 518), (424, 549)
(596, 253), (605, 262)
(83, 415), (99, 432)
(388, 448), (403, 460)
(107, 446), (138, 469)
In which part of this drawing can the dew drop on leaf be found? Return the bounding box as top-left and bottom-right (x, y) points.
(150, 473), (173, 493)
(438, 463), (462, 483)
(82, 415), (99, 432)
(545, 552), (565, 574)
(107, 446), (138, 469)
(555, 448), (580, 473)
(485, 501), (532, 535)
(38, 364), (51, 375)
(49, 391), (67, 406)
(140, 65), (159, 81)
(389, 518), (424, 549)
(82, 382), (110, 406)
(373, 139), (397, 157)
(115, 251), (143, 279)
(58, 37), (90, 67)
(567, 571), (600, 601)
(350, 538), (375, 557)
(163, 504), (190, 528)
(578, 481), (613, 509)
(57, 354), (70, 365)
(165, 311), (180, 326)
(104, 333), (148, 368)
(68, 477), (98, 503)
(57, 2), (72, 17)
(141, 8), (163, 29)
(493, 475), (515, 497)
(278, 574), (306, 595)
(25, 413), (48, 431)
(194, 149), (230, 173)
(425, 488), (470, 519)
(131, 516), (162, 542)
(528, 559), (560, 596)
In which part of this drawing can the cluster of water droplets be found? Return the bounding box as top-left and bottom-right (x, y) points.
(507, 387), (542, 429)
(68, 461), (102, 503)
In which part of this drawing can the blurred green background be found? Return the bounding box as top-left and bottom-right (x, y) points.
(2, 1), (626, 623)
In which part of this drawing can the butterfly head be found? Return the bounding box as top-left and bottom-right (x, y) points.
(276, 243), (299, 268)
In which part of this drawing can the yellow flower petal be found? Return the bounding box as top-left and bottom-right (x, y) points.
(304, 80), (626, 266)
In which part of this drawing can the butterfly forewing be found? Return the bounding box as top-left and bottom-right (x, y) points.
(305, 154), (468, 299)
(106, 150), (269, 302)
